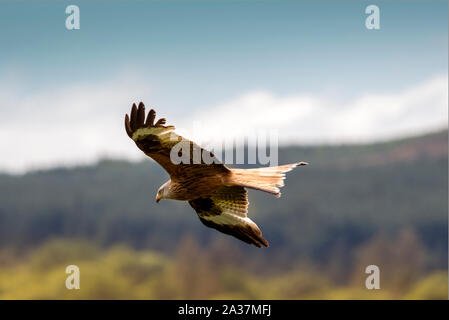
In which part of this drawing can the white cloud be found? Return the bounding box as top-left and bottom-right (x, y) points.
(0, 73), (151, 173)
(0, 74), (447, 173)
(179, 75), (448, 145)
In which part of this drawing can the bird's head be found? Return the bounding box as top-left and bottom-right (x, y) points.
(156, 181), (171, 203)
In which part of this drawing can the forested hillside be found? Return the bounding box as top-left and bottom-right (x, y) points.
(0, 130), (447, 299)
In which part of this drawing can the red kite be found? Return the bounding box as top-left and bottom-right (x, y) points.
(125, 102), (307, 247)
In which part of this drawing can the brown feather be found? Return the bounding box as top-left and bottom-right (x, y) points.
(145, 109), (156, 126)
(124, 114), (132, 138)
(137, 102), (145, 128)
(154, 118), (166, 127)
(130, 103), (138, 131)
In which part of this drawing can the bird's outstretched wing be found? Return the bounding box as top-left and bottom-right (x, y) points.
(189, 186), (269, 248)
(125, 102), (229, 178)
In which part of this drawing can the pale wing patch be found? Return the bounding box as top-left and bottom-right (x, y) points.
(201, 212), (254, 227)
(132, 126), (176, 142)
(199, 214), (268, 248)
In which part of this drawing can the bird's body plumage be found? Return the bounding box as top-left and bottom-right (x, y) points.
(125, 102), (307, 247)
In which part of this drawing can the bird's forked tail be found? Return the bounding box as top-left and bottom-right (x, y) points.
(227, 162), (308, 197)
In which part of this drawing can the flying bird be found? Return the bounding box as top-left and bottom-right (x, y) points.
(125, 102), (308, 248)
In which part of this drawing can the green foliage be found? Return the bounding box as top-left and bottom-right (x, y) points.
(404, 271), (448, 300)
(0, 239), (446, 299)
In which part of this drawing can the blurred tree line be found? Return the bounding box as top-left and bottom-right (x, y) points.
(0, 130), (447, 299)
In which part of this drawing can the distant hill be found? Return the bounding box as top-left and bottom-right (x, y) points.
(0, 130), (447, 269)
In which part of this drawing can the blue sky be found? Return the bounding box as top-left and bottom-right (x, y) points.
(0, 1), (447, 172)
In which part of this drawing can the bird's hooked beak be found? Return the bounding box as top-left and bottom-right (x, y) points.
(156, 194), (162, 203)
